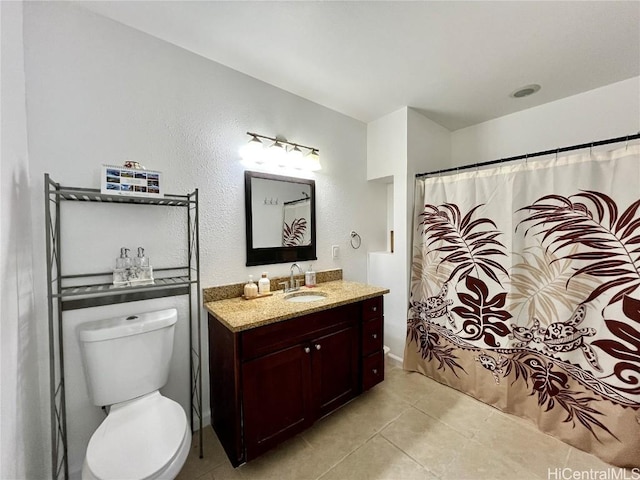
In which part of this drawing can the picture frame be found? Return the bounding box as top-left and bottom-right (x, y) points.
(100, 164), (163, 198)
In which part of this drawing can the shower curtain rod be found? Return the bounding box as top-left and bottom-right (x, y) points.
(415, 132), (640, 179)
(284, 197), (310, 206)
(284, 192), (310, 205)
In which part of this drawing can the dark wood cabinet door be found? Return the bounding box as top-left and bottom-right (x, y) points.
(311, 325), (359, 417)
(242, 343), (312, 460)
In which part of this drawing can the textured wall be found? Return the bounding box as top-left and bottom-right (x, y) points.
(23, 3), (386, 476)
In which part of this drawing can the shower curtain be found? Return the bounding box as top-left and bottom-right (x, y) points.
(404, 145), (640, 467)
(282, 200), (311, 246)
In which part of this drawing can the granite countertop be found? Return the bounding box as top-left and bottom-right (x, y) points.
(205, 280), (389, 332)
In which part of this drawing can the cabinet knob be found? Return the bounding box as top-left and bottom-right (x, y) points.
(372, 368), (378, 375)
(315, 344), (321, 351)
(372, 306), (378, 312)
(372, 333), (377, 339)
(304, 347), (311, 354)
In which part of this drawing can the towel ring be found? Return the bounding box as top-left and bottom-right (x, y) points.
(350, 231), (362, 249)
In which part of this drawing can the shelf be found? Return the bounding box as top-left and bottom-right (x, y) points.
(58, 276), (194, 311)
(45, 174), (203, 479)
(54, 186), (192, 207)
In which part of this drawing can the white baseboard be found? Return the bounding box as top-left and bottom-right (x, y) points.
(388, 352), (403, 362)
(386, 352), (403, 367)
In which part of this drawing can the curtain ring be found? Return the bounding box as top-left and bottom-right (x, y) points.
(626, 135), (629, 150)
(350, 231), (361, 249)
(555, 148), (559, 161)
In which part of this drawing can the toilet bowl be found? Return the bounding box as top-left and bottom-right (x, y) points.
(78, 309), (191, 480)
(82, 392), (191, 480)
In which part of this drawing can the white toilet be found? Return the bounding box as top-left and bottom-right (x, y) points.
(78, 308), (191, 480)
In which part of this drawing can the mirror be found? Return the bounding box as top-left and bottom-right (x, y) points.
(245, 171), (317, 266)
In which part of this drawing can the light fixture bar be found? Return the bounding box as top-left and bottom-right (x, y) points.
(246, 132), (319, 154)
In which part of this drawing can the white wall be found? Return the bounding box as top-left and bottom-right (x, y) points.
(366, 108), (452, 359)
(367, 108), (407, 357)
(451, 77), (640, 166)
(407, 106), (452, 242)
(22, 2), (386, 477)
(0, 1), (46, 479)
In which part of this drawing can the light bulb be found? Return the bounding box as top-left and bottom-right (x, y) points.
(305, 149), (321, 171)
(288, 145), (304, 168)
(240, 135), (264, 164)
(268, 141), (288, 167)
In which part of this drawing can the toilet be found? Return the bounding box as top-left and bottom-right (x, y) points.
(78, 308), (191, 480)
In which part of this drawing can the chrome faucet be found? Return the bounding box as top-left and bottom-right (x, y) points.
(289, 263), (304, 292)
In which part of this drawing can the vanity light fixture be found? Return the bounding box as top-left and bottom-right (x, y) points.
(240, 132), (321, 171)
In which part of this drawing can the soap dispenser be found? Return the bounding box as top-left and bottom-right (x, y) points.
(244, 275), (258, 299)
(258, 272), (270, 295)
(113, 247), (132, 285)
(134, 247), (150, 268)
(134, 247), (154, 284)
(116, 247), (132, 269)
(305, 264), (316, 287)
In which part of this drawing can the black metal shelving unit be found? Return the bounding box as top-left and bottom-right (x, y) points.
(44, 174), (202, 479)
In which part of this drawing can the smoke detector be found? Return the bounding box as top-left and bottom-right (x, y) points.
(510, 84), (541, 98)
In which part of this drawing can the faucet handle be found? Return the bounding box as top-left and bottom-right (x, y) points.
(278, 281), (289, 293)
(295, 279), (304, 289)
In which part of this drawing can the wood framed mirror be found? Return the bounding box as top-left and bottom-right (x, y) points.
(244, 171), (317, 266)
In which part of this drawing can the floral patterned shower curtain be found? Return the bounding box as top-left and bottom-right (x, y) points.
(404, 145), (640, 467)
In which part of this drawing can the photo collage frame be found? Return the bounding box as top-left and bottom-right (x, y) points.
(100, 164), (163, 198)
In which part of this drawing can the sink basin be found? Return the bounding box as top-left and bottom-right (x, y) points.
(284, 292), (328, 303)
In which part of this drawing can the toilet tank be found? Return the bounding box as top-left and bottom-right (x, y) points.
(78, 308), (178, 406)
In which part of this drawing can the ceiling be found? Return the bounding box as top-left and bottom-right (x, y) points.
(78, 1), (640, 131)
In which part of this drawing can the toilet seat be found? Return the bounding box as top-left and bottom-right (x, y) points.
(83, 391), (191, 480)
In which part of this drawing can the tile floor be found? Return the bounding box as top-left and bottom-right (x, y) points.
(177, 358), (629, 480)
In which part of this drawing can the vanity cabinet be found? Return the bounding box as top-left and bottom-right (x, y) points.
(362, 296), (385, 390)
(208, 296), (384, 466)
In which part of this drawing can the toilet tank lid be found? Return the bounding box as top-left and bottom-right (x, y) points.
(79, 308), (177, 343)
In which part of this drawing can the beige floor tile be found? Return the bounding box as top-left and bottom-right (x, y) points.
(319, 435), (435, 480)
(491, 407), (543, 434)
(385, 355), (403, 371)
(301, 386), (411, 466)
(208, 462), (245, 480)
(380, 406), (470, 477)
(176, 427), (229, 480)
(340, 385), (412, 427)
(301, 404), (377, 464)
(442, 437), (541, 480)
(196, 473), (214, 480)
(472, 412), (570, 478)
(236, 434), (335, 480)
(377, 367), (435, 405)
(179, 366), (624, 480)
(413, 384), (495, 439)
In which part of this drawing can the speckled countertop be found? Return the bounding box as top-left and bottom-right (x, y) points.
(205, 280), (389, 332)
